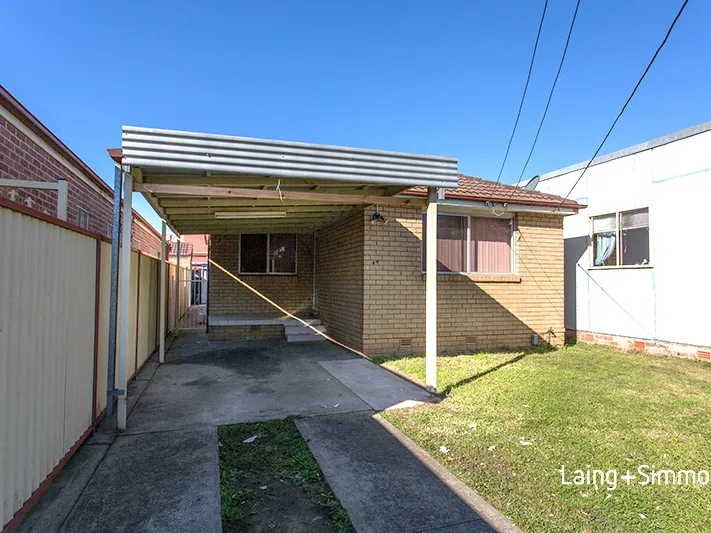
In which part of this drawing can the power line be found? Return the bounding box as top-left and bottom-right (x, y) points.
(556, 0), (690, 210)
(505, 0), (581, 202)
(491, 0), (549, 194)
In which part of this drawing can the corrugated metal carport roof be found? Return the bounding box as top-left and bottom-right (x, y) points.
(122, 126), (458, 188)
(119, 126), (458, 235)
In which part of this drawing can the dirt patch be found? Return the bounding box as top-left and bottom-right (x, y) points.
(219, 419), (354, 533)
(234, 477), (332, 533)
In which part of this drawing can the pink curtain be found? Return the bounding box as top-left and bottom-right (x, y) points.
(436, 215), (467, 272)
(422, 215), (466, 272)
(470, 218), (511, 273)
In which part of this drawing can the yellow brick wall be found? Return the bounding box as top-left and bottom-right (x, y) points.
(209, 233), (314, 317)
(362, 206), (564, 354)
(315, 210), (365, 351)
(206, 208), (565, 352)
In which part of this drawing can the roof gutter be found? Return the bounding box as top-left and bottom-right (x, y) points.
(403, 189), (583, 211)
(434, 198), (579, 215)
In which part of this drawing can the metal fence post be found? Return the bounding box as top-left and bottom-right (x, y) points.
(106, 166), (122, 417)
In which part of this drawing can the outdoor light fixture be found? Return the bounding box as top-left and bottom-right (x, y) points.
(214, 211), (287, 219)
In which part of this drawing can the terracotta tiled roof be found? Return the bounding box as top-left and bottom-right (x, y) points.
(405, 174), (583, 210)
(168, 241), (193, 256)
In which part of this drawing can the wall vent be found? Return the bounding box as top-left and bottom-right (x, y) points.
(399, 338), (412, 348)
(250, 325), (260, 331)
(465, 336), (477, 345)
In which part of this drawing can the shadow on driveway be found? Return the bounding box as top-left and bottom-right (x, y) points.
(15, 333), (520, 533)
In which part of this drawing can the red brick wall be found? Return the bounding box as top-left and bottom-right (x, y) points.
(131, 218), (161, 256)
(571, 329), (711, 361)
(0, 114), (113, 235)
(0, 108), (160, 253)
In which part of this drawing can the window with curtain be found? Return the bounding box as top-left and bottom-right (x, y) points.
(423, 214), (514, 274)
(592, 214), (617, 266)
(239, 233), (297, 274)
(471, 217), (512, 273)
(590, 208), (650, 267)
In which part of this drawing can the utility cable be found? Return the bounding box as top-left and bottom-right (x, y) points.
(556, 0), (689, 210)
(506, 0), (582, 202)
(491, 0), (549, 194)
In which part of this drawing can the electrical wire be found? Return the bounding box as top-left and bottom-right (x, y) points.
(505, 0), (581, 202)
(555, 0), (689, 210)
(490, 0), (549, 194)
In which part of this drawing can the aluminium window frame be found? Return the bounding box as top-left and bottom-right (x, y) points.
(238, 233), (298, 276)
(421, 211), (516, 275)
(77, 206), (90, 230)
(588, 207), (653, 269)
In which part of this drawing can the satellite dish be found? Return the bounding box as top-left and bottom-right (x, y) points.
(524, 175), (540, 190)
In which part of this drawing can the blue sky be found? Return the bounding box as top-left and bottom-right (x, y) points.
(1, 0), (707, 231)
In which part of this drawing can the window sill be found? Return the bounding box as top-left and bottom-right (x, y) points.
(588, 265), (653, 270)
(422, 273), (521, 283)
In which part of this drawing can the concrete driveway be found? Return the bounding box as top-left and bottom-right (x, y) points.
(16, 333), (517, 533)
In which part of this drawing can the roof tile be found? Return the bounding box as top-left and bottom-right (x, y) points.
(406, 174), (583, 210)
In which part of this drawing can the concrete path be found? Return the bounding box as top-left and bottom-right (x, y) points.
(297, 412), (503, 533)
(318, 359), (433, 411)
(15, 333), (517, 533)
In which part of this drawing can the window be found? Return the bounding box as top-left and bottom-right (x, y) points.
(590, 208), (649, 267)
(77, 207), (90, 229)
(239, 233), (297, 274)
(423, 214), (514, 274)
(591, 213), (617, 266)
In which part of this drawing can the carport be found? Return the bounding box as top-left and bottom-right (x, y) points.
(107, 126), (458, 430)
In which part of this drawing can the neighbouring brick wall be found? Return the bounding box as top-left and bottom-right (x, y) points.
(0, 113), (114, 235)
(209, 233), (314, 317)
(132, 218), (161, 257)
(315, 210), (365, 351)
(0, 106), (161, 254)
(361, 206), (565, 354)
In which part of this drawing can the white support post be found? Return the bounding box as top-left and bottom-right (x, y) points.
(174, 236), (181, 332)
(117, 169), (133, 431)
(159, 221), (167, 363)
(56, 180), (68, 221)
(425, 187), (438, 390)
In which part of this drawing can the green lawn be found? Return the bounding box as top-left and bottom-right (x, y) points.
(218, 419), (354, 533)
(375, 344), (711, 532)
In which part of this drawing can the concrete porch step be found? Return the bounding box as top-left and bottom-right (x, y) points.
(283, 319), (327, 342)
(285, 324), (325, 336)
(287, 333), (327, 343)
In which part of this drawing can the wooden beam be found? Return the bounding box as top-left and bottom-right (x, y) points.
(133, 183), (425, 207)
(163, 205), (353, 215)
(175, 225), (324, 235)
(169, 212), (340, 221)
(158, 198), (360, 208)
(146, 175), (320, 186)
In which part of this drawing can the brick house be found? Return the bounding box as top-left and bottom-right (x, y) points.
(208, 175), (580, 353)
(114, 125), (582, 380)
(0, 84), (160, 254)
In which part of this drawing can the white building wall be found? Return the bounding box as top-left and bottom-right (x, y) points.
(537, 126), (711, 348)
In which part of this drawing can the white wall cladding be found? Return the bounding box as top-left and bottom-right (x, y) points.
(537, 127), (711, 347)
(0, 206), (186, 529)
